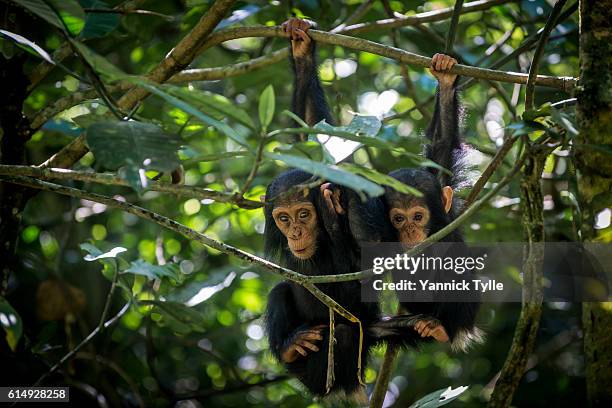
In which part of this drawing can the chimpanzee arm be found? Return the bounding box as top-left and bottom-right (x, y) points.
(434, 301), (483, 352)
(288, 22), (334, 127)
(265, 281), (302, 360)
(425, 56), (462, 187)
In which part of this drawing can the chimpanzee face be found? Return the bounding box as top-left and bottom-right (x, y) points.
(389, 199), (431, 245)
(388, 186), (453, 247)
(272, 201), (319, 259)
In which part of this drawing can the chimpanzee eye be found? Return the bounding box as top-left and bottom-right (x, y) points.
(299, 210), (310, 219)
(413, 212), (423, 222)
(393, 214), (405, 224)
(279, 214), (290, 223)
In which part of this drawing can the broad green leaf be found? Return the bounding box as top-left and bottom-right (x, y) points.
(266, 152), (385, 197)
(86, 120), (182, 172)
(409, 386), (468, 408)
(71, 112), (117, 128)
(0, 298), (23, 352)
(15, 0), (85, 35)
(162, 85), (254, 129)
(70, 39), (127, 80)
(142, 300), (206, 334)
(0, 29), (54, 64)
(259, 85), (275, 128)
(125, 260), (180, 281)
(80, 0), (119, 39)
(48, 0), (86, 35)
(13, 0), (64, 30)
(132, 80), (250, 149)
(340, 163), (422, 197)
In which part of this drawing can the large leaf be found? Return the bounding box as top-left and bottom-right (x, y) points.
(340, 163), (423, 197)
(132, 80), (250, 149)
(142, 300), (207, 334)
(314, 114), (384, 145)
(266, 152), (385, 198)
(0, 298), (23, 352)
(162, 85), (254, 129)
(125, 260), (180, 281)
(13, 0), (64, 30)
(86, 120), (182, 171)
(259, 84), (275, 129)
(0, 29), (54, 64)
(80, 0), (120, 39)
(14, 0), (85, 35)
(409, 386), (468, 408)
(70, 39), (127, 80)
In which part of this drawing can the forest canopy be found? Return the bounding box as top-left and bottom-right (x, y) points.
(0, 0), (611, 407)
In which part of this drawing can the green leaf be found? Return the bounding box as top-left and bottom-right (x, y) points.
(0, 298), (23, 352)
(48, 0), (86, 35)
(507, 120), (547, 137)
(409, 386), (468, 408)
(551, 109), (578, 136)
(125, 260), (180, 281)
(132, 80), (251, 149)
(0, 29), (54, 64)
(266, 152), (385, 197)
(80, 0), (119, 39)
(86, 120), (182, 172)
(13, 0), (64, 30)
(274, 141), (335, 164)
(259, 84), (275, 128)
(523, 103), (552, 121)
(162, 85), (254, 129)
(340, 163), (423, 197)
(70, 39), (127, 80)
(142, 300), (206, 334)
(15, 0), (86, 35)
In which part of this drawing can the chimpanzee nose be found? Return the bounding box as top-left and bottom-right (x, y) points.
(290, 226), (302, 239)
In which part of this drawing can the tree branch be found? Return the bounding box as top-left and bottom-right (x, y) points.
(0, 164), (262, 209)
(525, 0), (568, 110)
(445, 1), (465, 54)
(195, 26), (577, 91)
(38, 0), (237, 170)
(487, 146), (549, 407)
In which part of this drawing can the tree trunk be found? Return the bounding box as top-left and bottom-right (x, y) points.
(576, 1), (612, 407)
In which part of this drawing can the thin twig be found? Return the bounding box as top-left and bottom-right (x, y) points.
(525, 0), (568, 110)
(239, 135), (266, 197)
(445, 1), (465, 54)
(325, 309), (336, 394)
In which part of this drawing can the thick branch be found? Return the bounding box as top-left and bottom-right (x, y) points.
(487, 148), (549, 407)
(0, 164), (262, 209)
(37, 0), (236, 169)
(196, 26), (576, 91)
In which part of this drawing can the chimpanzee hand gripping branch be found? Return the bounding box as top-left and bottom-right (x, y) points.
(263, 18), (482, 400)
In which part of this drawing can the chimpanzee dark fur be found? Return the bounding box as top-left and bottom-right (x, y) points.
(384, 81), (483, 351)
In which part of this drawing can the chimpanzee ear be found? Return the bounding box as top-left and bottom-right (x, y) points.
(260, 195), (266, 203)
(441, 186), (454, 213)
